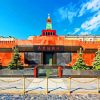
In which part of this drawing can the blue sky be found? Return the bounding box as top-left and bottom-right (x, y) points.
(0, 0), (100, 39)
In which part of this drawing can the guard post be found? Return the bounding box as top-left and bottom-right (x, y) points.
(58, 66), (63, 78)
(34, 66), (38, 78)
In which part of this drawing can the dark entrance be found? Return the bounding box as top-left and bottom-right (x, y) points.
(43, 52), (55, 65)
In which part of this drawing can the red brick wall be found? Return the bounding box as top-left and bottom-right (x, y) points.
(67, 53), (95, 67)
(83, 53), (95, 66)
(0, 53), (13, 67)
(0, 52), (25, 67)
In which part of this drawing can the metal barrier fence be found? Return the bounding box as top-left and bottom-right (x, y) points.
(0, 76), (99, 95)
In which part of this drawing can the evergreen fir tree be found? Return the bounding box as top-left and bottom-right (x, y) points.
(93, 49), (100, 70)
(72, 48), (89, 70)
(8, 47), (23, 69)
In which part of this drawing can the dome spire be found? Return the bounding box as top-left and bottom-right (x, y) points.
(47, 13), (51, 23)
(46, 14), (52, 30)
(48, 13), (50, 19)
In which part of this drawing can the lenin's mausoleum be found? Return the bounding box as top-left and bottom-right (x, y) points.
(0, 15), (100, 68)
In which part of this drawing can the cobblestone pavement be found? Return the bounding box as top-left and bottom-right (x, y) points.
(0, 94), (100, 100)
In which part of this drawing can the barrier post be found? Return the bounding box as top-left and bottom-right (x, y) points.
(34, 66), (38, 78)
(23, 76), (25, 95)
(97, 78), (99, 94)
(46, 77), (48, 94)
(58, 66), (63, 78)
(68, 77), (71, 95)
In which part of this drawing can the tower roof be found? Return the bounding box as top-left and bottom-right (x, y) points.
(46, 14), (51, 23)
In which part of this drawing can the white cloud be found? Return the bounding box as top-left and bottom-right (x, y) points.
(80, 32), (90, 35)
(72, 28), (80, 34)
(78, 0), (100, 34)
(58, 7), (77, 22)
(58, 7), (68, 20)
(68, 11), (77, 22)
(54, 0), (100, 35)
(79, 4), (87, 17)
(81, 11), (100, 31)
(79, 0), (100, 16)
(56, 3), (78, 23)
(86, 0), (100, 11)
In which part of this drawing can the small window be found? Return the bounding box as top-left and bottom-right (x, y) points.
(45, 32), (46, 35)
(48, 32), (50, 35)
(80, 39), (82, 41)
(90, 39), (92, 41)
(46, 32), (48, 35)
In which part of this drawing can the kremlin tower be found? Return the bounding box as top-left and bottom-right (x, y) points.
(41, 14), (56, 36)
(46, 14), (52, 30)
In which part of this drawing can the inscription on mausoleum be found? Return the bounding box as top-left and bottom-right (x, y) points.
(34, 46), (64, 52)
